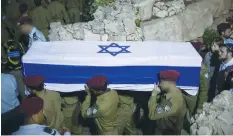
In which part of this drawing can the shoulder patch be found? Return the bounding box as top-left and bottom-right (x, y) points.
(156, 105), (163, 114)
(44, 127), (57, 135)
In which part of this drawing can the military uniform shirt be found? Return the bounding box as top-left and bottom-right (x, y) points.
(28, 27), (46, 48)
(12, 124), (63, 135)
(81, 90), (119, 134)
(148, 89), (186, 135)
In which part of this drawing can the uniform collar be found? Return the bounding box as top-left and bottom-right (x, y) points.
(165, 88), (180, 99)
(29, 27), (37, 38)
(97, 89), (112, 100)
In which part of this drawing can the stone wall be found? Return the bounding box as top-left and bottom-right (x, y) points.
(190, 91), (233, 135)
(49, 0), (232, 42)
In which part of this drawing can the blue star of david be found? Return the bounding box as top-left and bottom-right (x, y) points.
(97, 43), (131, 56)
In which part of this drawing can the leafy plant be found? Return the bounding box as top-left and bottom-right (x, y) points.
(87, 0), (115, 21)
(93, 0), (115, 7)
(135, 19), (141, 27)
(202, 28), (219, 47)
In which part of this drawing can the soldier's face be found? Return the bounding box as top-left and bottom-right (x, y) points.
(158, 80), (170, 92)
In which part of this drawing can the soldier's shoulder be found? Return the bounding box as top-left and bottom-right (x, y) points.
(43, 127), (58, 135)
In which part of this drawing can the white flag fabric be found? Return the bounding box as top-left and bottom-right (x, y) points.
(22, 40), (202, 95)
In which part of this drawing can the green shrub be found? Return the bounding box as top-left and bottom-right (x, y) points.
(93, 0), (115, 7)
(202, 28), (219, 47)
(135, 19), (141, 27)
(88, 0), (115, 21)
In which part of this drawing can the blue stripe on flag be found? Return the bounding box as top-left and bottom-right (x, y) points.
(23, 63), (201, 87)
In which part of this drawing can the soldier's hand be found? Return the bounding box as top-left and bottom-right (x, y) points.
(61, 127), (71, 135)
(152, 82), (160, 96)
(84, 85), (91, 96)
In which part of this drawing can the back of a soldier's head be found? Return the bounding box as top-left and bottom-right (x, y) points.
(19, 3), (28, 15)
(34, 0), (42, 6)
(17, 16), (34, 34)
(20, 97), (45, 124)
(23, 75), (45, 93)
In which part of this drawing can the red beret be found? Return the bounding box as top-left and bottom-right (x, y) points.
(87, 75), (108, 90)
(23, 75), (44, 87)
(20, 97), (44, 117)
(159, 70), (180, 81)
(17, 16), (33, 26)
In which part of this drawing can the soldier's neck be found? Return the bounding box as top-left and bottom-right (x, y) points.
(35, 90), (46, 97)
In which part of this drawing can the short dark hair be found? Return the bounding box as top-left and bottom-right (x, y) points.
(27, 83), (44, 91)
(34, 0), (42, 6)
(217, 23), (231, 35)
(19, 3), (28, 15)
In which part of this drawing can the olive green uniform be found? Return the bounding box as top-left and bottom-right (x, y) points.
(30, 6), (51, 40)
(148, 88), (186, 135)
(81, 90), (119, 135)
(62, 0), (83, 23)
(5, 1), (21, 22)
(10, 70), (27, 99)
(196, 64), (208, 110)
(47, 1), (70, 24)
(1, 21), (11, 45)
(37, 90), (64, 131)
(61, 96), (83, 134)
(21, 0), (36, 11)
(114, 94), (137, 135)
(2, 15), (20, 41)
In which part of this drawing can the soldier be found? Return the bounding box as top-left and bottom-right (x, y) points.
(22, 0), (36, 12)
(5, 0), (21, 23)
(148, 70), (186, 135)
(29, 0), (51, 40)
(62, 0), (83, 23)
(61, 96), (83, 135)
(196, 63), (209, 110)
(23, 75), (65, 132)
(114, 92), (137, 135)
(47, 0), (70, 24)
(17, 16), (46, 48)
(2, 12), (20, 42)
(12, 97), (71, 135)
(81, 75), (119, 135)
(19, 3), (29, 17)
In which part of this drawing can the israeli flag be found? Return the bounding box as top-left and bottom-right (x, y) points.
(22, 40), (202, 95)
